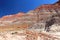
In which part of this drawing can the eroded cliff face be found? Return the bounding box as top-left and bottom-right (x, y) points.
(0, 0), (60, 40)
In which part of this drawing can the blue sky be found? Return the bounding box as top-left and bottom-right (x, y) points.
(0, 0), (58, 17)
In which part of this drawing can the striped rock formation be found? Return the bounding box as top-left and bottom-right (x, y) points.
(0, 0), (60, 40)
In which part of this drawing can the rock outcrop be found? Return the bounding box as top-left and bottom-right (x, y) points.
(0, 0), (60, 40)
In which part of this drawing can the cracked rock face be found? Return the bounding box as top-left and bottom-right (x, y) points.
(0, 0), (60, 40)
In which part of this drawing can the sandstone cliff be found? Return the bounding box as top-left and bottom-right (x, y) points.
(0, 0), (60, 40)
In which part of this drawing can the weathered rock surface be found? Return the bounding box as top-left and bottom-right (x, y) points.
(0, 0), (60, 40)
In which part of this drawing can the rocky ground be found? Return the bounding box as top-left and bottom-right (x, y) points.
(0, 0), (60, 40)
